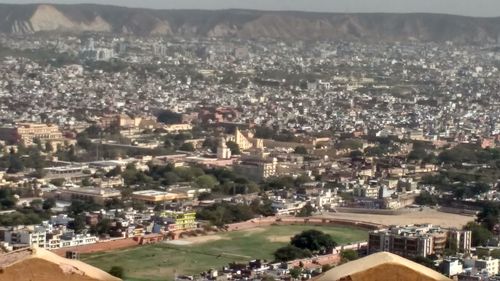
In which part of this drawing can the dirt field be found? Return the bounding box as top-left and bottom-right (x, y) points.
(267, 235), (293, 243)
(179, 235), (228, 244)
(323, 208), (473, 228)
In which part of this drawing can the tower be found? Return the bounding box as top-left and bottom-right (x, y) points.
(217, 138), (231, 160)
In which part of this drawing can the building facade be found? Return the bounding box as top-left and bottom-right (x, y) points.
(368, 225), (471, 258)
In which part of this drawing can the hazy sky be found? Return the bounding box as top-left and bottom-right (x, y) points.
(0, 0), (498, 17)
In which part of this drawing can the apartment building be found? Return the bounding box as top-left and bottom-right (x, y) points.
(368, 224), (471, 258)
(4, 226), (47, 248)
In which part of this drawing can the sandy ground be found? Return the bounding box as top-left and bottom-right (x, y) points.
(171, 235), (229, 245)
(322, 209), (473, 228)
(240, 227), (266, 236)
(267, 235), (292, 243)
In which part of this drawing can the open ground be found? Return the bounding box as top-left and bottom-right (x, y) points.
(81, 224), (368, 281)
(323, 208), (474, 228)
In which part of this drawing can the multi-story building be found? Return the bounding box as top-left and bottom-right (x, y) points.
(0, 123), (63, 145)
(475, 257), (499, 276)
(132, 190), (189, 204)
(4, 226), (47, 248)
(159, 211), (197, 231)
(234, 155), (277, 182)
(58, 187), (121, 205)
(368, 225), (471, 258)
(46, 230), (98, 249)
(353, 185), (380, 199)
(448, 229), (472, 253)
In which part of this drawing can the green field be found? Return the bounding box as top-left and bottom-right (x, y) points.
(81, 225), (368, 281)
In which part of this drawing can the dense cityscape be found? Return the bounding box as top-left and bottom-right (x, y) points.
(0, 3), (499, 281)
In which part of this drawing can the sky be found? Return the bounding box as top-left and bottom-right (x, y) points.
(0, 0), (498, 17)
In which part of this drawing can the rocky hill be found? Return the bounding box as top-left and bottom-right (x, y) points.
(1, 3), (500, 43)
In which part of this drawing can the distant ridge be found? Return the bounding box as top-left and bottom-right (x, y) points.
(1, 3), (500, 43)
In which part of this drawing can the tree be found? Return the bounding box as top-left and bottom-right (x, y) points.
(415, 191), (438, 206)
(340, 249), (358, 262)
(195, 175), (218, 190)
(105, 166), (122, 178)
(108, 266), (125, 278)
(296, 203), (314, 217)
(477, 204), (500, 231)
(7, 150), (23, 174)
(30, 199), (43, 211)
(294, 146), (308, 155)
(226, 141), (241, 155)
(411, 256), (436, 269)
(45, 141), (54, 153)
(50, 178), (65, 187)
(349, 150), (364, 159)
(93, 218), (112, 235)
(290, 230), (337, 254)
(274, 245), (312, 262)
(464, 221), (493, 246)
(70, 214), (87, 234)
(202, 137), (218, 152)
(464, 222), (493, 246)
(179, 142), (195, 152)
(157, 110), (182, 124)
(42, 198), (56, 210)
(289, 267), (302, 280)
(197, 192), (213, 201)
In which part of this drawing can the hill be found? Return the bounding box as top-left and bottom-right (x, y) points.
(1, 3), (500, 42)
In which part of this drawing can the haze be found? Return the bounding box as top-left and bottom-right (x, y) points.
(0, 0), (498, 17)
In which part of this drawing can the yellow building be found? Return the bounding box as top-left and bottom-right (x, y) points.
(160, 211), (197, 231)
(132, 190), (189, 204)
(0, 123), (63, 145)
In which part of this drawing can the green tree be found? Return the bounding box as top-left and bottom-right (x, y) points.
(294, 146), (308, 155)
(415, 191), (438, 206)
(179, 142), (195, 152)
(274, 245), (312, 262)
(477, 204), (500, 231)
(464, 221), (493, 246)
(30, 199), (43, 211)
(296, 203), (315, 217)
(349, 150), (364, 159)
(157, 110), (182, 124)
(7, 149), (23, 174)
(411, 256), (436, 269)
(108, 266), (125, 278)
(340, 249), (358, 262)
(45, 141), (54, 153)
(70, 214), (87, 234)
(226, 141), (241, 155)
(197, 192), (213, 201)
(195, 175), (218, 189)
(42, 198), (56, 210)
(289, 267), (302, 279)
(290, 230), (337, 254)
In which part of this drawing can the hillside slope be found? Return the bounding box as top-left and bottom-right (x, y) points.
(1, 4), (500, 42)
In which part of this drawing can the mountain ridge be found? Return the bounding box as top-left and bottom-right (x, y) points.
(1, 3), (500, 43)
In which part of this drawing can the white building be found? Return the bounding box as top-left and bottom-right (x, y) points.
(4, 226), (47, 248)
(475, 257), (499, 276)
